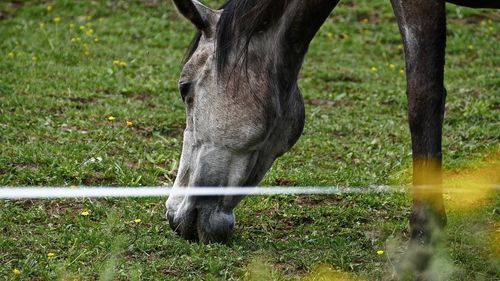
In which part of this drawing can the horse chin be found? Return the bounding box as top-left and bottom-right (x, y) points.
(197, 207), (235, 244)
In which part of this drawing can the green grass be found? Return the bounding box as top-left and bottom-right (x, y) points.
(0, 0), (499, 280)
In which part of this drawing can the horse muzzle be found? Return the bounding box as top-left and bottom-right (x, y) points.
(166, 196), (235, 244)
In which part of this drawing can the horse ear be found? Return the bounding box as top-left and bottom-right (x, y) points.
(173, 0), (216, 35)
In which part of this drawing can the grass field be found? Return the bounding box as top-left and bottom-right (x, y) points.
(0, 0), (499, 280)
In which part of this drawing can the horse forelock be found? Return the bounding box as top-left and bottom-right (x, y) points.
(183, 0), (289, 73)
(216, 0), (289, 73)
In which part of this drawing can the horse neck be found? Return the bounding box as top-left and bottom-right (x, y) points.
(269, 0), (340, 90)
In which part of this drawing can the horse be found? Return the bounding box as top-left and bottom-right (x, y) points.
(166, 0), (498, 273)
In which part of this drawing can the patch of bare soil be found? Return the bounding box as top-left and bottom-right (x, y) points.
(120, 91), (154, 101)
(0, 1), (24, 20)
(450, 13), (499, 25)
(274, 178), (295, 186)
(356, 11), (382, 24)
(69, 96), (98, 104)
(0, 10), (8, 20)
(306, 99), (335, 107)
(133, 123), (184, 138)
(141, 0), (161, 8)
(294, 195), (344, 207)
(82, 172), (114, 185)
(305, 97), (353, 108)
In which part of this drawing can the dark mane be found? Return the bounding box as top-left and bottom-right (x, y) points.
(184, 0), (288, 72)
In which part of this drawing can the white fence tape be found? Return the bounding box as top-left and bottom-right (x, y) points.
(0, 186), (396, 199)
(0, 185), (497, 199)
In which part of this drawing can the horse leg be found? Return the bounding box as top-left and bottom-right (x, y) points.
(390, 0), (447, 276)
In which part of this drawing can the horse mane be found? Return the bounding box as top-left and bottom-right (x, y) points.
(184, 0), (288, 72)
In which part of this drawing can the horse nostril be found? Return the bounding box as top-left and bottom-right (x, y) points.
(166, 210), (177, 230)
(167, 207), (199, 242)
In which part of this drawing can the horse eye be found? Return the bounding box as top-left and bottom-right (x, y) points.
(179, 81), (192, 102)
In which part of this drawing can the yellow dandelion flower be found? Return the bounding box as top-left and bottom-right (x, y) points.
(70, 37), (81, 43)
(80, 210), (90, 216)
(12, 268), (21, 275)
(85, 29), (94, 36)
(468, 45), (474, 50)
(32, 56), (38, 61)
(396, 44), (403, 50)
(362, 18), (368, 24)
(370, 67), (377, 72)
(399, 69), (404, 75)
(389, 63), (395, 69)
(94, 38), (99, 43)
(7, 52), (14, 58)
(126, 121), (133, 127)
(376, 250), (384, 255)
(112, 60), (127, 67)
(134, 218), (142, 223)
(488, 26), (494, 32)
(47, 5), (53, 12)
(47, 252), (56, 258)
(53, 16), (61, 24)
(79, 25), (85, 30)
(108, 116), (116, 121)
(326, 32), (333, 39)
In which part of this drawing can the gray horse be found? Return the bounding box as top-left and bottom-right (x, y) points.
(166, 0), (309, 244)
(166, 0), (497, 257)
